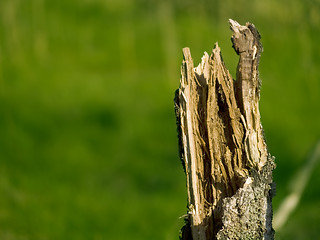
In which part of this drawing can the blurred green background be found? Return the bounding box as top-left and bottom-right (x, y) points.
(0, 0), (319, 239)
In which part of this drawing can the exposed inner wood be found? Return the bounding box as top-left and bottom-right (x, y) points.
(175, 20), (275, 240)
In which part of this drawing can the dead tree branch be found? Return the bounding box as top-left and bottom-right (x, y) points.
(175, 19), (275, 240)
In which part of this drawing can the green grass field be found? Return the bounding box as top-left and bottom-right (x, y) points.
(0, 0), (319, 239)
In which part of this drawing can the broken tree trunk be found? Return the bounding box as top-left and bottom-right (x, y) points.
(175, 20), (275, 240)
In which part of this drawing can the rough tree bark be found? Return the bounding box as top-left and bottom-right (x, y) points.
(175, 20), (275, 240)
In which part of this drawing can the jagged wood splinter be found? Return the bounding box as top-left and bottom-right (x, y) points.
(175, 19), (275, 240)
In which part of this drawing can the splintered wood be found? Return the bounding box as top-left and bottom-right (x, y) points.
(175, 20), (275, 240)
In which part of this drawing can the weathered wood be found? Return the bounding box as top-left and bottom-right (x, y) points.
(175, 19), (275, 240)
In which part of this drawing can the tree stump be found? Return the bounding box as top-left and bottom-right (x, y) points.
(175, 19), (275, 240)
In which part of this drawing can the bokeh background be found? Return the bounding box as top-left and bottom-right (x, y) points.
(0, 0), (319, 239)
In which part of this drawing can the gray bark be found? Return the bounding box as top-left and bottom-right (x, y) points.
(175, 20), (275, 240)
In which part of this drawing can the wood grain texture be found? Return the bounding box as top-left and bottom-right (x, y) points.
(175, 20), (275, 240)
